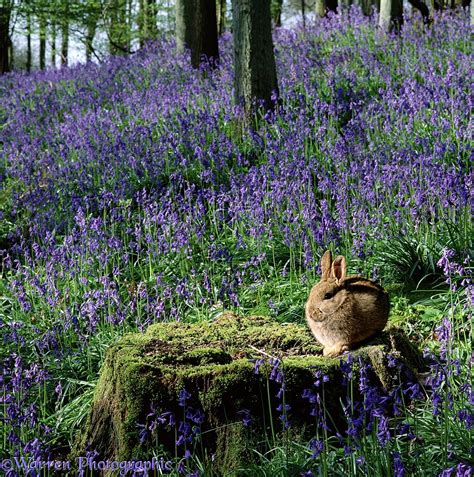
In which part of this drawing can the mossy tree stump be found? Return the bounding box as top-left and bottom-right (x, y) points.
(79, 314), (424, 474)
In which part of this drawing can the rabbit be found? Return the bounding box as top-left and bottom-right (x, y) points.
(305, 250), (390, 357)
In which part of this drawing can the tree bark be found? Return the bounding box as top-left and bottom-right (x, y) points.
(301, 0), (306, 27)
(146, 0), (158, 39)
(0, 2), (11, 74)
(338, 0), (352, 12)
(86, 23), (96, 61)
(26, 7), (32, 72)
(138, 0), (145, 47)
(379, 0), (403, 32)
(138, 0), (158, 46)
(128, 0), (133, 49)
(361, 0), (375, 14)
(199, 0), (219, 65)
(407, 0), (431, 23)
(217, 0), (226, 33)
(109, 0), (128, 55)
(85, 0), (100, 62)
(61, 1), (69, 65)
(51, 20), (56, 67)
(425, 0), (435, 15)
(39, 11), (46, 69)
(315, 0), (326, 16)
(316, 0), (338, 17)
(7, 30), (12, 68)
(233, 0), (279, 113)
(176, 0), (194, 53)
(176, 0), (219, 68)
(272, 0), (283, 27)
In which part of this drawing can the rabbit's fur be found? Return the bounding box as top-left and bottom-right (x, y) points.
(305, 250), (389, 357)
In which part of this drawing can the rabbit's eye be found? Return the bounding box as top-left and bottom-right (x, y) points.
(324, 292), (333, 300)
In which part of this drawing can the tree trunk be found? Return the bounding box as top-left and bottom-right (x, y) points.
(471, 0), (474, 26)
(51, 20), (56, 68)
(272, 0), (283, 27)
(109, 0), (128, 55)
(138, 0), (145, 47)
(301, 0), (306, 27)
(39, 13), (46, 70)
(316, 0), (338, 16)
(338, 0), (352, 12)
(146, 0), (158, 39)
(26, 7), (32, 72)
(233, 0), (279, 113)
(61, 1), (69, 65)
(425, 0), (435, 15)
(315, 0), (326, 16)
(138, 0), (158, 46)
(86, 23), (96, 61)
(217, 0), (226, 33)
(128, 0), (133, 49)
(407, 0), (431, 23)
(167, 0), (172, 31)
(379, 0), (403, 32)
(138, 0), (158, 43)
(0, 3), (11, 74)
(199, 0), (219, 65)
(7, 32), (12, 68)
(176, 0), (194, 53)
(85, 0), (100, 62)
(361, 0), (374, 14)
(176, 0), (219, 68)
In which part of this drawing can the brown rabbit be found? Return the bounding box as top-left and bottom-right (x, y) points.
(305, 250), (389, 357)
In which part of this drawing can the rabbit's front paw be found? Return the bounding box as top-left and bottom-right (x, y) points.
(323, 343), (349, 358)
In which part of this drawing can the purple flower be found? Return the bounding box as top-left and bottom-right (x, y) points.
(392, 452), (404, 477)
(237, 409), (252, 427)
(457, 409), (474, 430)
(160, 411), (176, 427)
(178, 389), (192, 407)
(314, 370), (330, 387)
(438, 464), (474, 477)
(377, 416), (391, 447)
(435, 318), (452, 344)
(309, 438), (324, 459)
(136, 423), (149, 444)
(387, 354), (399, 368)
(343, 445), (353, 456)
(269, 358), (282, 382)
(340, 356), (354, 384)
(404, 383), (423, 400)
(253, 358), (264, 375)
(186, 408), (205, 426)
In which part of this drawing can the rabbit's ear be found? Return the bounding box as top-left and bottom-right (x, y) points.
(331, 256), (347, 282)
(320, 250), (332, 279)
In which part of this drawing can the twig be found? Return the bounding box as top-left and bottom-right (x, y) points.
(248, 344), (278, 361)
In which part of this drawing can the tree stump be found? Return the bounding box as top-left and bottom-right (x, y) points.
(77, 314), (424, 474)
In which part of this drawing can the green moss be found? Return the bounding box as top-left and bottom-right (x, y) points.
(77, 313), (424, 474)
